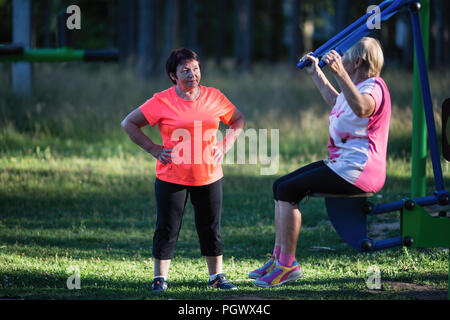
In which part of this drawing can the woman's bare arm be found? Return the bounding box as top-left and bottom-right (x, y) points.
(222, 108), (245, 152)
(301, 54), (339, 107)
(121, 108), (173, 164)
(213, 108), (245, 163)
(322, 50), (375, 118)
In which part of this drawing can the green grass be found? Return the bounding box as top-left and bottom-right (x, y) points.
(0, 62), (449, 300)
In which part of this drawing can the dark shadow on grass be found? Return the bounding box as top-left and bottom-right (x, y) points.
(1, 172), (448, 293)
(2, 269), (446, 300)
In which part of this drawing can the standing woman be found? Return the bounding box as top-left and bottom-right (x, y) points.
(122, 48), (245, 292)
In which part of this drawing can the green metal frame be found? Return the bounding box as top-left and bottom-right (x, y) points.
(0, 48), (84, 62)
(410, 0), (449, 299)
(411, 0), (429, 198)
(0, 47), (119, 63)
(401, 202), (450, 248)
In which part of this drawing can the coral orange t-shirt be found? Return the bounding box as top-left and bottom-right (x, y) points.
(139, 85), (236, 186)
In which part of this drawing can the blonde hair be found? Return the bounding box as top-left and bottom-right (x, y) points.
(347, 37), (384, 77)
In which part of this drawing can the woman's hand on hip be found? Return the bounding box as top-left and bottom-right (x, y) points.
(150, 145), (173, 165)
(211, 142), (225, 164)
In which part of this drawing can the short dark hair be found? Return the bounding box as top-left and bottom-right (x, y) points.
(166, 48), (201, 84)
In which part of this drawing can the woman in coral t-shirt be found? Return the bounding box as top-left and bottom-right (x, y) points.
(121, 48), (245, 292)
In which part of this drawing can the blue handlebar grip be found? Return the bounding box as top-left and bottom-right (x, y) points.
(297, 56), (327, 69)
(318, 60), (326, 68)
(297, 59), (311, 69)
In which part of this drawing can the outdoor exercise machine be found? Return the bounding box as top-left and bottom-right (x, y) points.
(0, 44), (119, 63)
(298, 0), (449, 297)
(0, 8), (119, 62)
(1, 6), (119, 93)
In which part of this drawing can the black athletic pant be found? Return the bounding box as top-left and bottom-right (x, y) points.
(153, 178), (223, 260)
(273, 160), (364, 204)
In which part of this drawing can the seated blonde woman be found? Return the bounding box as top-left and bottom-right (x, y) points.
(250, 37), (391, 288)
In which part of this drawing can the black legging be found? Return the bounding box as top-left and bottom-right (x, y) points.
(273, 160), (364, 204)
(153, 178), (223, 260)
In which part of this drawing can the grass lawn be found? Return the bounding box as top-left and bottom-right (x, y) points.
(0, 63), (449, 300)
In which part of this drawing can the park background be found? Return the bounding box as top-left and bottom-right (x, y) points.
(0, 0), (449, 299)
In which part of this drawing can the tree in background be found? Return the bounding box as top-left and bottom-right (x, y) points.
(234, 0), (253, 71)
(118, 0), (137, 65)
(137, 0), (157, 81)
(214, 0), (225, 66)
(186, 0), (198, 52)
(431, 0), (450, 68)
(285, 0), (303, 66)
(162, 0), (178, 73)
(335, 0), (350, 32)
(1, 0), (449, 72)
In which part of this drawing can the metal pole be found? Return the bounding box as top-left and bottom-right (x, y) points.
(411, 0), (429, 198)
(409, 0), (449, 300)
(12, 0), (31, 95)
(410, 1), (445, 192)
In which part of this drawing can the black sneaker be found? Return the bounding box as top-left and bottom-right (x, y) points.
(208, 273), (237, 290)
(151, 277), (168, 292)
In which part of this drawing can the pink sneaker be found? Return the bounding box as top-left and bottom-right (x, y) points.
(248, 256), (277, 279)
(254, 260), (302, 288)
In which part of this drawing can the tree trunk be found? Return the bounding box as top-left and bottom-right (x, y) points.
(395, 13), (412, 68)
(263, 0), (272, 63)
(138, 0), (157, 81)
(269, 0), (283, 62)
(432, 0), (442, 68)
(12, 0), (32, 95)
(289, 0), (303, 65)
(108, 0), (117, 49)
(186, 0), (198, 52)
(335, 0), (350, 32)
(163, 0), (179, 70)
(43, 0), (51, 48)
(302, 3), (314, 54)
(233, 0), (241, 65)
(443, 0), (450, 67)
(118, 0), (138, 64)
(234, 0), (252, 71)
(215, 0), (225, 66)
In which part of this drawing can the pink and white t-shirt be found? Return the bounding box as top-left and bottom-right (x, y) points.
(326, 77), (391, 193)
